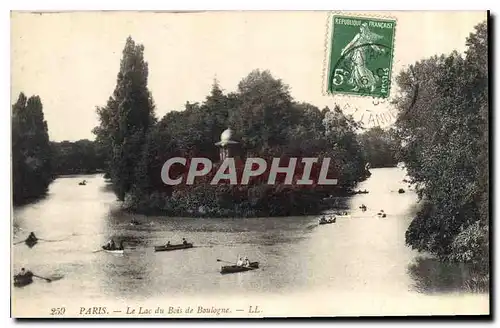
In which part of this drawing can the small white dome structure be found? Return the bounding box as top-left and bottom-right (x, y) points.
(215, 127), (238, 147)
(220, 128), (234, 143)
(215, 127), (239, 162)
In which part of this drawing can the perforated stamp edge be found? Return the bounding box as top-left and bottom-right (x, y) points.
(321, 11), (398, 100)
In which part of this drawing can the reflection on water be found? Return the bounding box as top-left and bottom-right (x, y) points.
(12, 168), (487, 312)
(408, 256), (488, 294)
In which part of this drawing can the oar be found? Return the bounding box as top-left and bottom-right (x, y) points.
(217, 259), (234, 264)
(193, 245), (213, 249)
(33, 274), (52, 282)
(38, 238), (67, 242)
(14, 233), (69, 246)
(14, 236), (38, 245)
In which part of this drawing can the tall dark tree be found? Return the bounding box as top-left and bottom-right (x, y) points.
(394, 22), (488, 270)
(12, 93), (52, 205)
(202, 79), (235, 143)
(229, 69), (299, 152)
(93, 36), (156, 200)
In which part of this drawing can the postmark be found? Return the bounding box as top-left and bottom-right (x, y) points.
(326, 15), (396, 99)
(341, 102), (398, 128)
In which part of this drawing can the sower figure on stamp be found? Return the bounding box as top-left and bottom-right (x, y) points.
(340, 22), (385, 92)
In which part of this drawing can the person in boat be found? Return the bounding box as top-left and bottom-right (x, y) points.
(243, 257), (250, 267)
(119, 240), (124, 250)
(182, 238), (188, 245)
(15, 268), (33, 284)
(109, 239), (116, 250)
(166, 241), (171, 247)
(236, 257), (244, 266)
(25, 232), (38, 246)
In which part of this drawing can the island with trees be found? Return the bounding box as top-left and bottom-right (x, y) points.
(92, 37), (371, 217)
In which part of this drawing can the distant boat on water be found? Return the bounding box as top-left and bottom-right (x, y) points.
(154, 243), (194, 252)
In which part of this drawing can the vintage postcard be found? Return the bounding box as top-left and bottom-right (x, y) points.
(11, 11), (490, 318)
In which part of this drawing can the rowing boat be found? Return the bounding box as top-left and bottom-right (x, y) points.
(25, 237), (38, 248)
(154, 243), (193, 252)
(220, 262), (259, 274)
(319, 218), (336, 225)
(102, 246), (124, 254)
(13, 271), (34, 287)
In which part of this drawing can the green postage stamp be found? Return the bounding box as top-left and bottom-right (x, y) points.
(327, 15), (396, 98)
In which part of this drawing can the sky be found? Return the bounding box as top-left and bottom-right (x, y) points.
(11, 11), (487, 142)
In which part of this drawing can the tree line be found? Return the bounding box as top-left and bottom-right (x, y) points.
(12, 93), (52, 205)
(51, 140), (107, 175)
(12, 93), (106, 205)
(358, 126), (399, 168)
(393, 21), (488, 281)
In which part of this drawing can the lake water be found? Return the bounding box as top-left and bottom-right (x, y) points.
(11, 168), (489, 317)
